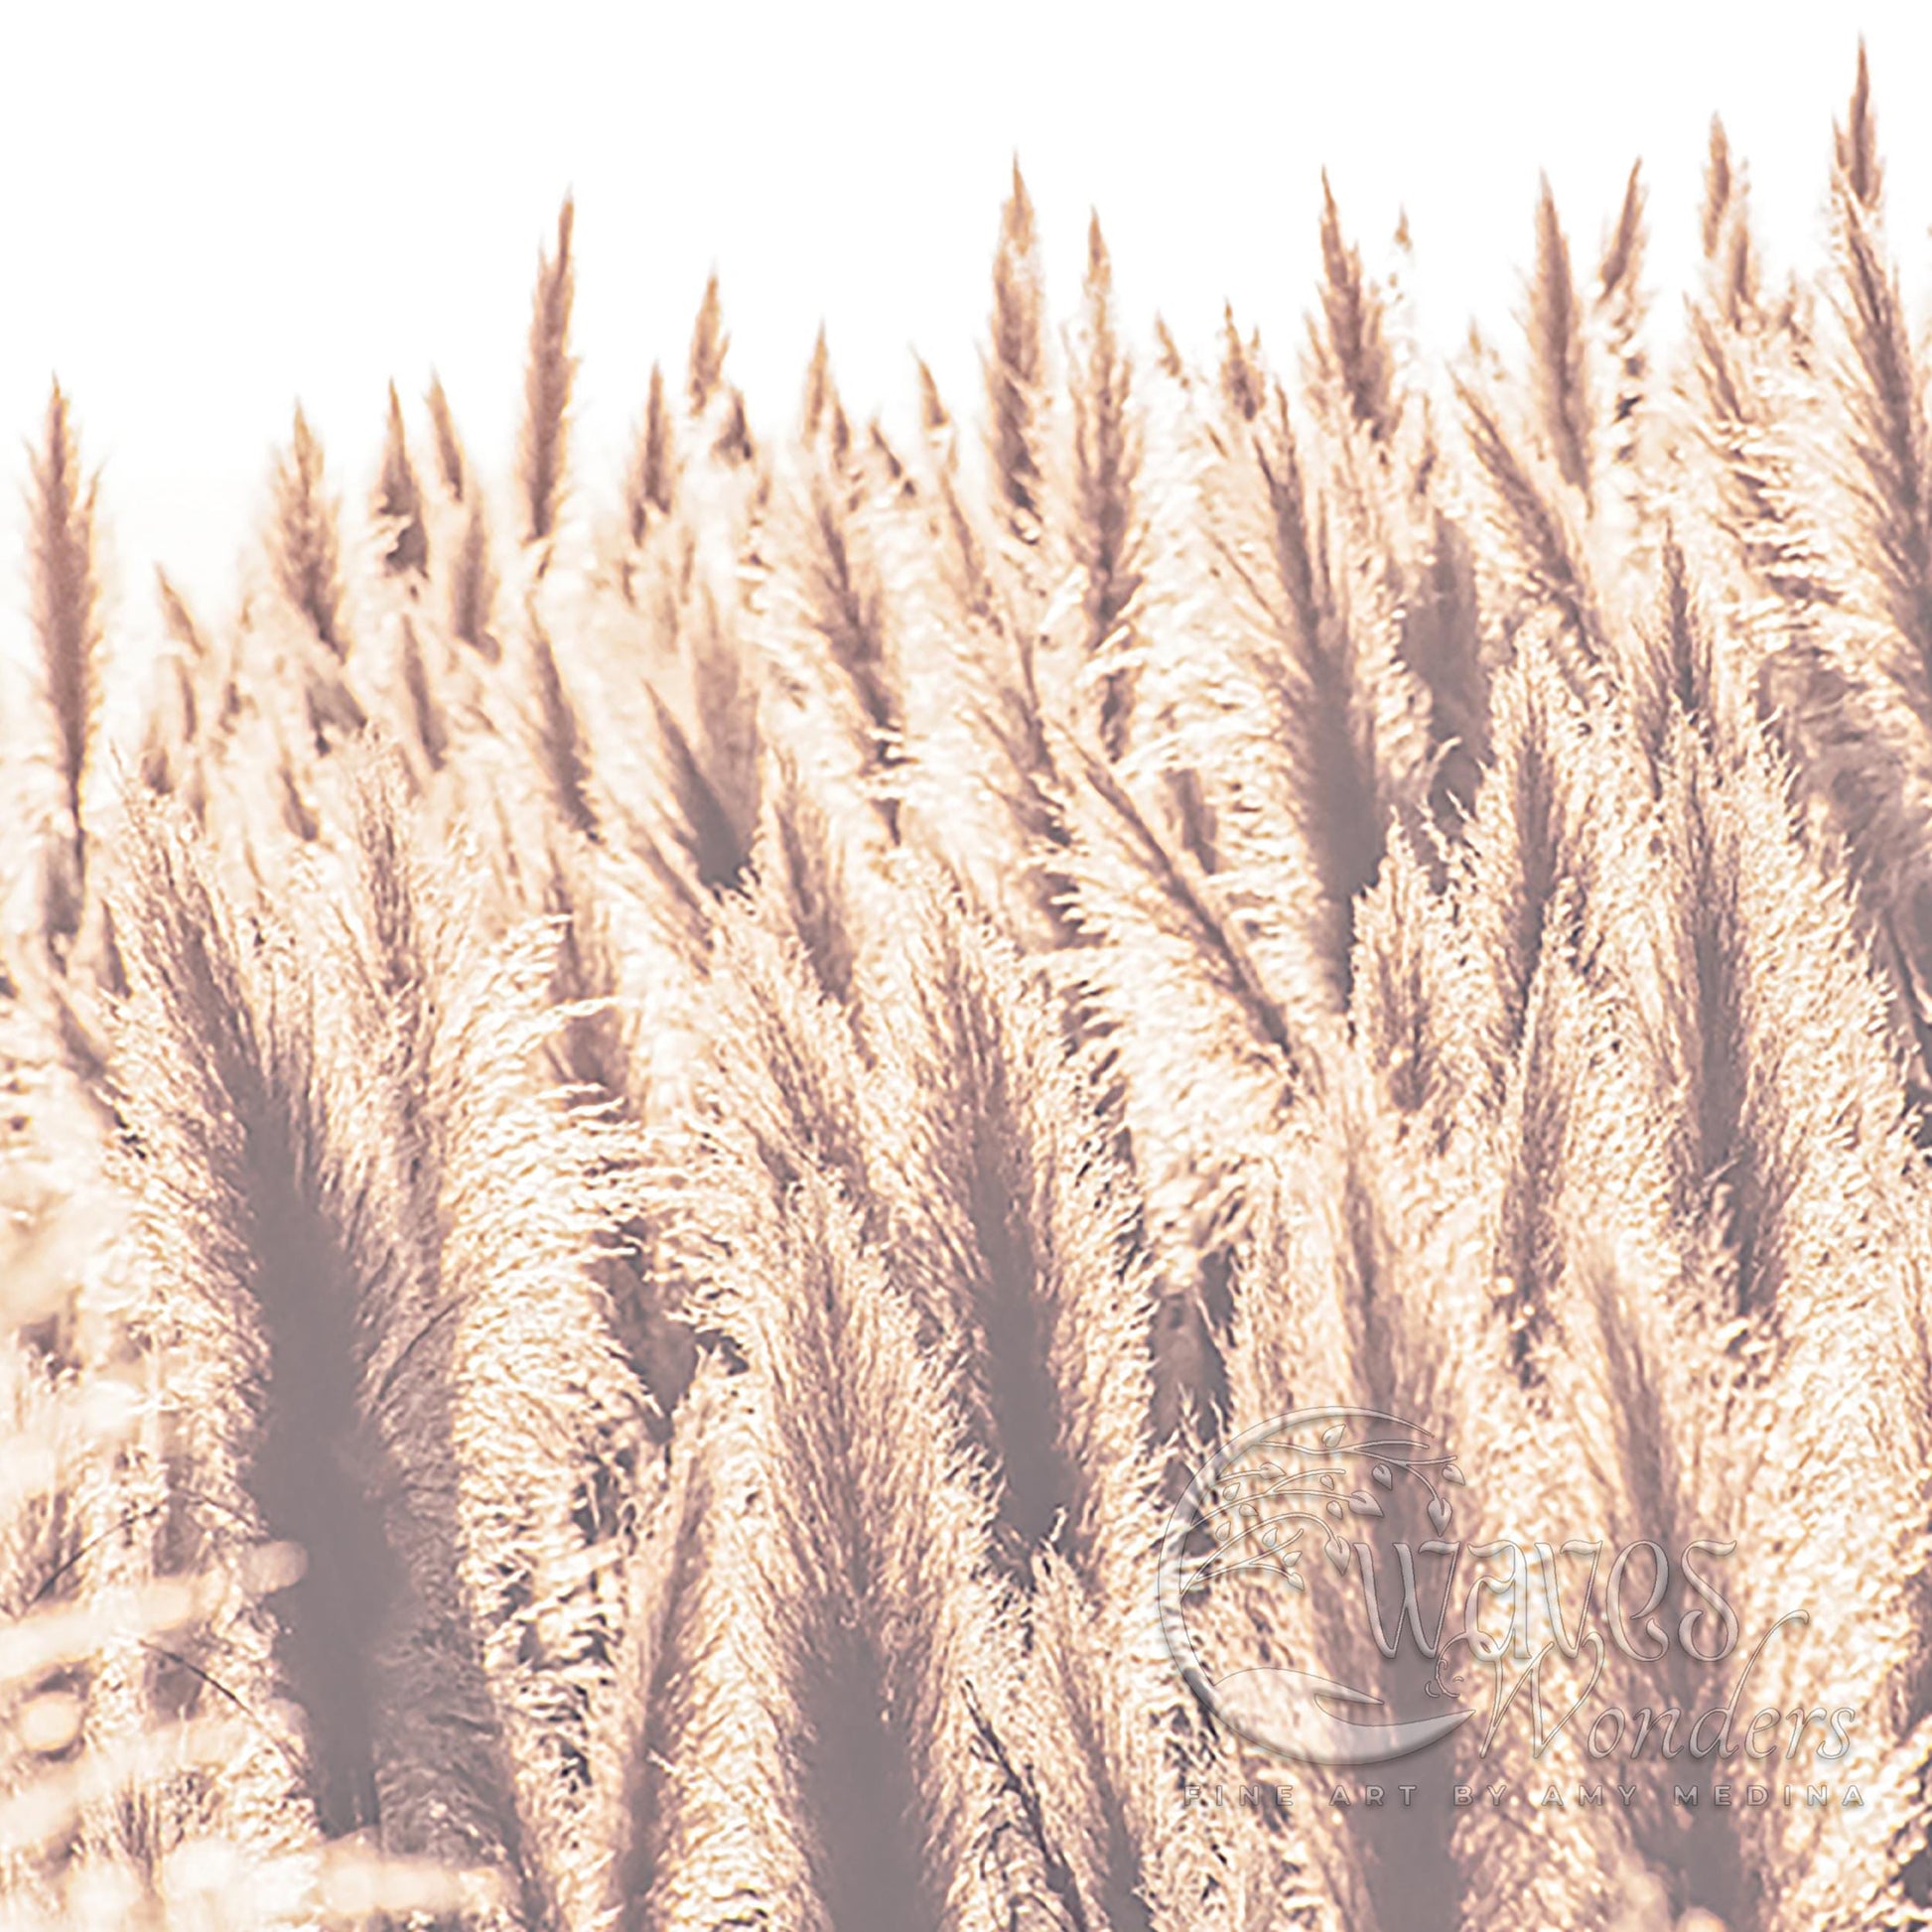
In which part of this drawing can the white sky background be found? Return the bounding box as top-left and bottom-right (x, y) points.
(4, 1), (1931, 672)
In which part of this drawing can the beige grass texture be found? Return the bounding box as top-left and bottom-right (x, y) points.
(6, 46), (1932, 1932)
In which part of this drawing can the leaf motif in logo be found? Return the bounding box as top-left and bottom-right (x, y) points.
(1371, 1463), (1394, 1488)
(1324, 1538), (1351, 1574)
(1444, 1463), (1466, 1486)
(1321, 1425), (1344, 1448)
(1349, 1491), (1383, 1517)
(1429, 1498), (1451, 1532)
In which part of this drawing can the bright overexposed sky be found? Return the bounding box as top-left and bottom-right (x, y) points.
(4, 1), (1931, 664)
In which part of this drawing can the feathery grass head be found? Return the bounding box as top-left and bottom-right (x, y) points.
(1702, 117), (1733, 261)
(1528, 176), (1591, 499)
(915, 354), (951, 437)
(687, 273), (728, 415)
(374, 381), (428, 577)
(1457, 375), (1604, 676)
(623, 361), (675, 548)
(800, 325), (850, 457)
(1070, 210), (1142, 760)
(1831, 138), (1932, 721)
(517, 194), (577, 546)
(424, 370), (467, 499)
(268, 404), (346, 656)
(1597, 161), (1646, 312)
(27, 379), (101, 940)
(1594, 161), (1650, 484)
(1314, 174), (1398, 446)
(1700, 116), (1761, 328)
(1218, 304), (1266, 423)
(523, 617), (600, 841)
(986, 158), (1047, 547)
(1835, 39), (1883, 213)
(450, 493), (499, 659)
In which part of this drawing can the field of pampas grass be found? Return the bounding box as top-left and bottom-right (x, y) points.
(11, 45), (1932, 1932)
